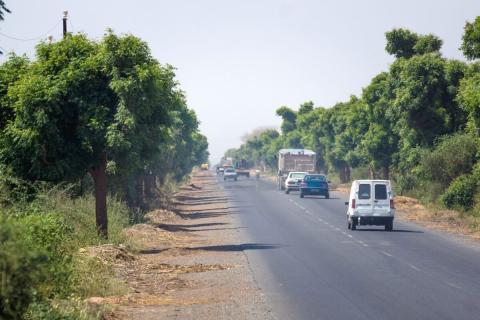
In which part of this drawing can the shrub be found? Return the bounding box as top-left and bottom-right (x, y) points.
(419, 133), (478, 189)
(442, 174), (478, 211)
(0, 217), (49, 320)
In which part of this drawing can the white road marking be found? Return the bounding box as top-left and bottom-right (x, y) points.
(408, 264), (421, 271)
(446, 282), (461, 289)
(347, 234), (353, 238)
(381, 251), (393, 257)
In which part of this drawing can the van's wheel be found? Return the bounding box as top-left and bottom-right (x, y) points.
(385, 221), (393, 231)
(351, 219), (357, 231)
(347, 219), (351, 230)
(325, 193), (330, 199)
(285, 189), (290, 194)
(300, 193), (304, 198)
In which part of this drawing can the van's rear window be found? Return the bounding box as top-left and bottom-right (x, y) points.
(375, 184), (387, 200)
(358, 184), (371, 199)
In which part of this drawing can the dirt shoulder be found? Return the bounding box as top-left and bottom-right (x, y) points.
(96, 170), (273, 319)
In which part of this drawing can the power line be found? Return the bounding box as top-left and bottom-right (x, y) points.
(0, 19), (62, 42)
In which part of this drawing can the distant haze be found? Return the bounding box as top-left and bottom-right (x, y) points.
(1, 0), (479, 163)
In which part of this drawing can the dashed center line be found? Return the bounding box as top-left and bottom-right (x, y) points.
(381, 251), (393, 257)
(409, 264), (421, 271)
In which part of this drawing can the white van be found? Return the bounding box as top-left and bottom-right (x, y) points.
(345, 180), (395, 231)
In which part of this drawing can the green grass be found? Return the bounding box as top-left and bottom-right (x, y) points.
(0, 184), (132, 319)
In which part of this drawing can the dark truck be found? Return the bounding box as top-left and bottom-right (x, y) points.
(234, 159), (250, 178)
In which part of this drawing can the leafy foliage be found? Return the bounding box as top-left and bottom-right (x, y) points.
(461, 16), (480, 60)
(442, 173), (478, 211)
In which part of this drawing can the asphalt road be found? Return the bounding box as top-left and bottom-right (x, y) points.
(218, 174), (480, 320)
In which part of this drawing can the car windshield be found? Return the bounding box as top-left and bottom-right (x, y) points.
(290, 173), (306, 179)
(225, 169), (235, 173)
(304, 175), (326, 182)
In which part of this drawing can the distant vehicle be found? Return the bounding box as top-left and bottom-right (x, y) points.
(217, 167), (225, 175)
(235, 159), (250, 178)
(284, 172), (308, 194)
(200, 163), (209, 170)
(299, 174), (329, 198)
(345, 180), (395, 231)
(277, 149), (316, 190)
(224, 168), (238, 181)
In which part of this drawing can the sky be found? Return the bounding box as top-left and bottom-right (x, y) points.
(1, 0), (479, 163)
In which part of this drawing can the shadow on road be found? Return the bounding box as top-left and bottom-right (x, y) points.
(155, 222), (228, 232)
(299, 197), (341, 200)
(178, 211), (228, 219)
(355, 229), (424, 233)
(187, 243), (282, 252)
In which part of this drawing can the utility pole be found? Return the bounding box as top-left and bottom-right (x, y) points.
(63, 11), (68, 38)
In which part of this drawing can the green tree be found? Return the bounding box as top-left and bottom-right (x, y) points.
(461, 16), (480, 60)
(385, 28), (418, 58)
(276, 106), (297, 134)
(0, 33), (178, 236)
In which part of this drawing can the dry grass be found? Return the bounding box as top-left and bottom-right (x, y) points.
(395, 196), (480, 240)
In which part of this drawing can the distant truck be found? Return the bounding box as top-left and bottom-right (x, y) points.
(277, 149), (316, 190)
(234, 159), (250, 178)
(220, 157), (234, 168)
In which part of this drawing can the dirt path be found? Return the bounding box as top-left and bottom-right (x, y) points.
(103, 170), (274, 319)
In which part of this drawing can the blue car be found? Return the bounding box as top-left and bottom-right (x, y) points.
(300, 174), (329, 199)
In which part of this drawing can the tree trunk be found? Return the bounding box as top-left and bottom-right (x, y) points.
(345, 166), (351, 183)
(369, 165), (376, 179)
(383, 166), (390, 180)
(89, 152), (108, 238)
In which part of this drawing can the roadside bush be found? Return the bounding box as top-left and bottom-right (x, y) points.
(0, 217), (48, 320)
(0, 186), (131, 319)
(419, 133), (478, 189)
(442, 174), (478, 211)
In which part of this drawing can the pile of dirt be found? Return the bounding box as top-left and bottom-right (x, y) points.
(145, 209), (178, 223)
(79, 244), (135, 263)
(150, 263), (234, 274)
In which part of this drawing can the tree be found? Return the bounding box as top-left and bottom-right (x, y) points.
(0, 1), (9, 21)
(385, 28), (418, 58)
(0, 54), (29, 130)
(0, 1), (11, 54)
(361, 72), (398, 179)
(386, 28), (442, 59)
(414, 34), (443, 55)
(461, 16), (480, 60)
(1, 33), (178, 237)
(276, 106), (297, 134)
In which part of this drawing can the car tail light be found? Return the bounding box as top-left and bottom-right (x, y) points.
(351, 199), (356, 209)
(390, 199), (395, 209)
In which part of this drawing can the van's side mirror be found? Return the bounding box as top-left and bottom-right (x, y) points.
(344, 202), (349, 206)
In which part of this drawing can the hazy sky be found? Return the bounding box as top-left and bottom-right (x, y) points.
(1, 1), (479, 162)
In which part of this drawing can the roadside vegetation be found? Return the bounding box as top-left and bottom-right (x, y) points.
(0, 4), (209, 319)
(226, 17), (480, 226)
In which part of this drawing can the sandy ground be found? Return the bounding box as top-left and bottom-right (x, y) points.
(96, 170), (274, 319)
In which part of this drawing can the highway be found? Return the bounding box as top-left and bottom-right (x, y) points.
(219, 175), (480, 320)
